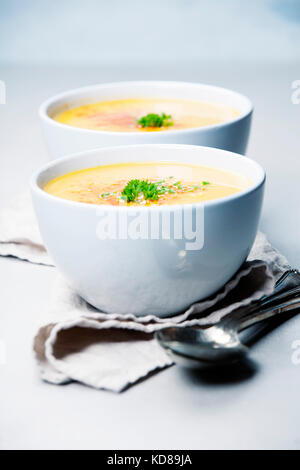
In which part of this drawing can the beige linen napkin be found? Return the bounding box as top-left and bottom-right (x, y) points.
(0, 193), (290, 392)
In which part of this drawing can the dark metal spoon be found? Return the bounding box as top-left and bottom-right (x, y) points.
(155, 270), (300, 367)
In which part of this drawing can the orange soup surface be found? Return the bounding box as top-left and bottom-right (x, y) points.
(53, 98), (240, 132)
(44, 162), (251, 206)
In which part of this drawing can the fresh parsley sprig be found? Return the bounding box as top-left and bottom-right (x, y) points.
(121, 179), (161, 202)
(137, 113), (174, 128)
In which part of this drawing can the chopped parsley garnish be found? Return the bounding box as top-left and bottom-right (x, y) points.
(137, 113), (174, 128)
(121, 179), (160, 203)
(99, 178), (211, 204)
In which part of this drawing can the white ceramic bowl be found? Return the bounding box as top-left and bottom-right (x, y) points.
(31, 144), (265, 317)
(39, 81), (253, 159)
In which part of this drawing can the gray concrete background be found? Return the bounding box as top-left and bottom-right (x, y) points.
(1, 0), (300, 64)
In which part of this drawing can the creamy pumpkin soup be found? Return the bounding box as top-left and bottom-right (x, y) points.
(44, 162), (251, 206)
(53, 98), (239, 132)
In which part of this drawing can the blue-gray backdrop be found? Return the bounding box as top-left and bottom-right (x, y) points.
(1, 0), (300, 65)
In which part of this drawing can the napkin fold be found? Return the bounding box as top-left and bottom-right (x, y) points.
(0, 193), (290, 392)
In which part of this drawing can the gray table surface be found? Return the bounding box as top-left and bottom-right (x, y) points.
(0, 62), (300, 450)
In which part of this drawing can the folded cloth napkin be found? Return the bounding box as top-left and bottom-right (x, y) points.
(0, 193), (290, 392)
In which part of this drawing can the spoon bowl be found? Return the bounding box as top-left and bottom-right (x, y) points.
(156, 326), (248, 367)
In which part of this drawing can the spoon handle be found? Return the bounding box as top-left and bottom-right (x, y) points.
(220, 269), (300, 331)
(260, 269), (300, 305)
(237, 296), (300, 331)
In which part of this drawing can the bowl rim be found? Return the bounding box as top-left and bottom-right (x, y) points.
(31, 144), (265, 212)
(39, 80), (254, 137)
